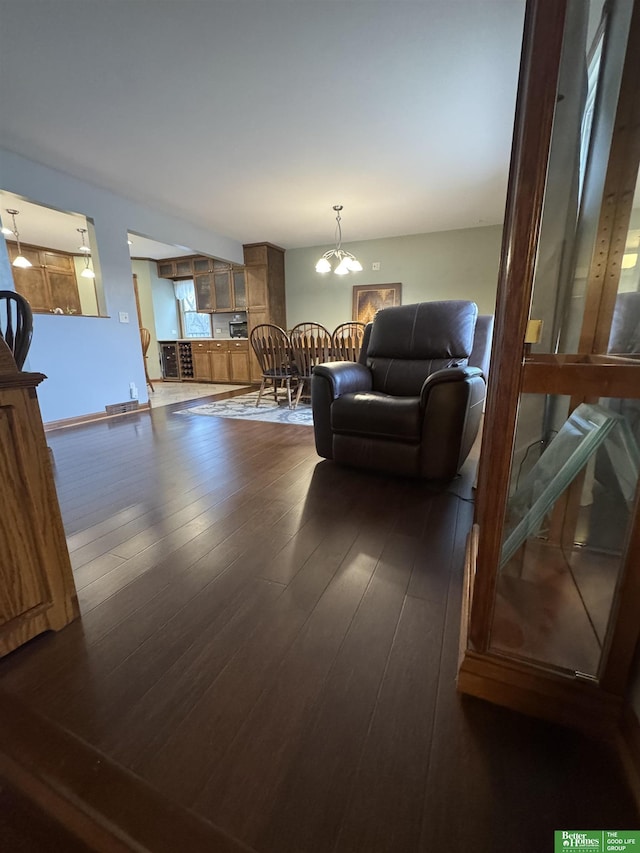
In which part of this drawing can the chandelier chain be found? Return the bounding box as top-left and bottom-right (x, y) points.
(6, 209), (23, 254)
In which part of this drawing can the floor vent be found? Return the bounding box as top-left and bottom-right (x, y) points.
(105, 400), (139, 416)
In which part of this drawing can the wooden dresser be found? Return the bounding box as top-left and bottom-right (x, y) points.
(0, 339), (79, 656)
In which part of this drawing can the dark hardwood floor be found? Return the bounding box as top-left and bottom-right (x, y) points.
(0, 398), (638, 851)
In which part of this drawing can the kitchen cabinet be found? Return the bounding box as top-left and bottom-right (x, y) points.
(191, 340), (212, 381)
(156, 257), (195, 279)
(228, 340), (251, 383)
(194, 263), (247, 313)
(243, 243), (286, 382)
(189, 339), (250, 383)
(8, 243), (82, 314)
(210, 342), (231, 382)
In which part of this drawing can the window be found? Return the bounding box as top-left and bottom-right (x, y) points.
(174, 280), (212, 338)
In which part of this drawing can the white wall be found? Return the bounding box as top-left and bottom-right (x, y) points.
(285, 224), (503, 331)
(131, 259), (178, 381)
(152, 279), (180, 344)
(0, 148), (243, 422)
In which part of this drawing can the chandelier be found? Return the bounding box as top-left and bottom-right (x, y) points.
(315, 205), (362, 275)
(77, 228), (95, 278)
(5, 209), (32, 268)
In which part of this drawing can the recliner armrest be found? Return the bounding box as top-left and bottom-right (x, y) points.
(313, 361), (373, 398)
(419, 366), (484, 408)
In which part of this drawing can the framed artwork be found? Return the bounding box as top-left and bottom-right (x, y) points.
(352, 283), (402, 324)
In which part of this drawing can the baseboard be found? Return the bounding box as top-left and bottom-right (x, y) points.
(0, 690), (256, 853)
(44, 403), (150, 433)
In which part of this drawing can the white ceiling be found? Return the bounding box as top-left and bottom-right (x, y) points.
(0, 1), (527, 257)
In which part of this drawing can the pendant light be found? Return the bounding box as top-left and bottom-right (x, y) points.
(315, 205), (363, 275)
(6, 209), (32, 268)
(77, 228), (95, 278)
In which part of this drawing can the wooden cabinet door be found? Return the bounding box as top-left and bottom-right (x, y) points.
(245, 266), (268, 310)
(194, 274), (214, 311)
(157, 260), (176, 278)
(7, 246), (48, 311)
(193, 257), (211, 274)
(49, 272), (81, 314)
(9, 245), (82, 314)
(243, 244), (268, 265)
(12, 266), (49, 312)
(7, 244), (40, 268)
(210, 342), (230, 381)
(43, 251), (81, 313)
(229, 341), (250, 383)
(232, 269), (247, 309)
(192, 342), (213, 380)
(41, 251), (74, 273)
(213, 271), (233, 312)
(174, 258), (193, 277)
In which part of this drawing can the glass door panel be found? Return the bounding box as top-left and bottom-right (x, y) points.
(232, 269), (246, 308)
(490, 393), (640, 677)
(525, 1), (635, 358)
(213, 271), (232, 311)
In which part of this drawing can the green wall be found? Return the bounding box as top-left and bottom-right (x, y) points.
(285, 224), (503, 330)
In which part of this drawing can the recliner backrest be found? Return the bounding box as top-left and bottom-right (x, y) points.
(469, 314), (494, 378)
(365, 301), (478, 396)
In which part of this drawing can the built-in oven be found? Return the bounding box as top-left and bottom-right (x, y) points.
(229, 320), (248, 338)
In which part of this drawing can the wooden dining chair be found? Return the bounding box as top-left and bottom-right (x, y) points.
(332, 321), (366, 362)
(0, 290), (33, 370)
(249, 323), (298, 408)
(0, 290), (56, 464)
(289, 322), (333, 408)
(139, 327), (154, 392)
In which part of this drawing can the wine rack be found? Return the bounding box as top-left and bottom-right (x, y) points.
(178, 342), (194, 379)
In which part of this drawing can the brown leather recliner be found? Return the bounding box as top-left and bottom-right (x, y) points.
(311, 301), (493, 480)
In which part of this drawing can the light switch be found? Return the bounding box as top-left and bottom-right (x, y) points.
(119, 312), (130, 324)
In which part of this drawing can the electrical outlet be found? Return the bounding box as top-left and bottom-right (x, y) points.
(119, 311), (129, 323)
(372, 262), (381, 271)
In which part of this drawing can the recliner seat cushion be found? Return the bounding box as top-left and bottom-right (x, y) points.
(331, 392), (422, 442)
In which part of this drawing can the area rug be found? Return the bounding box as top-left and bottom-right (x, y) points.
(174, 391), (313, 426)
